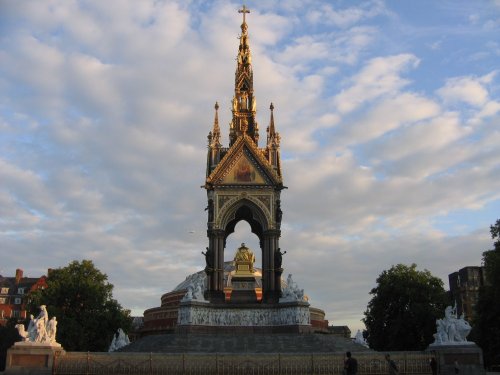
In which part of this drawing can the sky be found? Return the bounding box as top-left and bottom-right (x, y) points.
(1, 0), (500, 335)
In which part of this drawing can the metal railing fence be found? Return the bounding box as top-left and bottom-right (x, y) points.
(53, 351), (433, 375)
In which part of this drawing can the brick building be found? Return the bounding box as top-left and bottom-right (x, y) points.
(448, 266), (485, 322)
(0, 269), (48, 325)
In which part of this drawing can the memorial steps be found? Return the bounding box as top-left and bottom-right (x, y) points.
(120, 333), (372, 353)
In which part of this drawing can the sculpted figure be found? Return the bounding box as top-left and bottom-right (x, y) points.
(234, 243), (256, 271)
(108, 328), (130, 352)
(15, 324), (30, 342)
(193, 283), (205, 301)
(27, 314), (36, 341)
(182, 286), (193, 302)
(280, 274), (306, 303)
(275, 248), (286, 269)
(354, 330), (368, 347)
(205, 199), (214, 222)
(240, 92), (248, 110)
(46, 317), (58, 344)
(202, 247), (213, 269)
(432, 304), (473, 345)
(36, 305), (48, 326)
(34, 318), (47, 343)
(276, 200), (283, 223)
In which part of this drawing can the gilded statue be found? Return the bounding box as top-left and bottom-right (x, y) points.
(234, 243), (256, 272)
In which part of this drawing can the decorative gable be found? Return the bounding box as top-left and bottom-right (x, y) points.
(206, 135), (281, 187)
(221, 151), (267, 185)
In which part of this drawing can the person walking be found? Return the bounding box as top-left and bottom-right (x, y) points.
(430, 357), (437, 375)
(344, 351), (358, 375)
(385, 354), (399, 375)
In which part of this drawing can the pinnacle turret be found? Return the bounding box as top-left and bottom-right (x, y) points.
(210, 102), (221, 148)
(266, 103), (280, 172)
(229, 5), (259, 146)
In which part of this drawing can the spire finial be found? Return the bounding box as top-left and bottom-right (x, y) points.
(210, 101), (221, 147)
(238, 5), (250, 25)
(269, 103), (275, 135)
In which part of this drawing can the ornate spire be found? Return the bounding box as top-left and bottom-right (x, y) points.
(229, 5), (259, 146)
(266, 103), (280, 171)
(267, 103), (280, 147)
(210, 102), (221, 147)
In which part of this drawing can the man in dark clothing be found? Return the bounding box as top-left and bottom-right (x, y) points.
(344, 351), (358, 375)
(385, 354), (398, 375)
(430, 357), (437, 375)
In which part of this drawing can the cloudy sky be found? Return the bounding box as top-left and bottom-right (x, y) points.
(1, 0), (500, 334)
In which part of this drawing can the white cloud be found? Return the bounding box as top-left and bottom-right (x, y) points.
(437, 74), (494, 107)
(334, 54), (420, 114)
(306, 1), (386, 29)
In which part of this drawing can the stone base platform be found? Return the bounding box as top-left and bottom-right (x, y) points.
(5, 342), (65, 375)
(121, 333), (373, 353)
(427, 343), (485, 375)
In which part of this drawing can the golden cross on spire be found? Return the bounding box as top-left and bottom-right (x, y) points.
(238, 4), (250, 24)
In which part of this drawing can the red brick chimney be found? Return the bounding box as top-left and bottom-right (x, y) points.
(15, 269), (23, 284)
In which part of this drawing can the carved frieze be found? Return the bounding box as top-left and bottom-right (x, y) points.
(178, 303), (310, 326)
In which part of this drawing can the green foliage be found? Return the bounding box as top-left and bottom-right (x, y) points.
(0, 319), (20, 371)
(474, 219), (500, 367)
(363, 263), (448, 351)
(28, 260), (132, 351)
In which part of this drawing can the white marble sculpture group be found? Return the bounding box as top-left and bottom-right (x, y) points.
(432, 304), (473, 345)
(15, 305), (59, 345)
(108, 328), (130, 352)
(354, 329), (369, 347)
(279, 274), (306, 303)
(181, 272), (208, 303)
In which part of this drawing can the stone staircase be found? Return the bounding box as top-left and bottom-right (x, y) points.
(122, 333), (372, 353)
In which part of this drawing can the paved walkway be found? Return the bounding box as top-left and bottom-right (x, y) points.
(122, 333), (373, 353)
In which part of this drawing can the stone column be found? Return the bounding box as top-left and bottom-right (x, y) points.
(262, 229), (280, 303)
(205, 229), (226, 302)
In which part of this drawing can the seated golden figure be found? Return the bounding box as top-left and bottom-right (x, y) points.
(234, 243), (256, 274)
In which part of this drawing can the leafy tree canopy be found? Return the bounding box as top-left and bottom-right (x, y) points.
(363, 263), (448, 351)
(28, 260), (131, 351)
(474, 219), (500, 367)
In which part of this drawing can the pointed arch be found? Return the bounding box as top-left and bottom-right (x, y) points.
(219, 197), (271, 242)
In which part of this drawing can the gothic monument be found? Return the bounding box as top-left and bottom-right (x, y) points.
(175, 6), (310, 333)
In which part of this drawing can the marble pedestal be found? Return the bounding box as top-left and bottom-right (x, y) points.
(427, 343), (485, 375)
(230, 276), (258, 303)
(5, 342), (65, 375)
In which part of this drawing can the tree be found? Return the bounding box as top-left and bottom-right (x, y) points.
(28, 260), (131, 351)
(363, 263), (449, 351)
(0, 318), (20, 371)
(474, 219), (500, 367)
